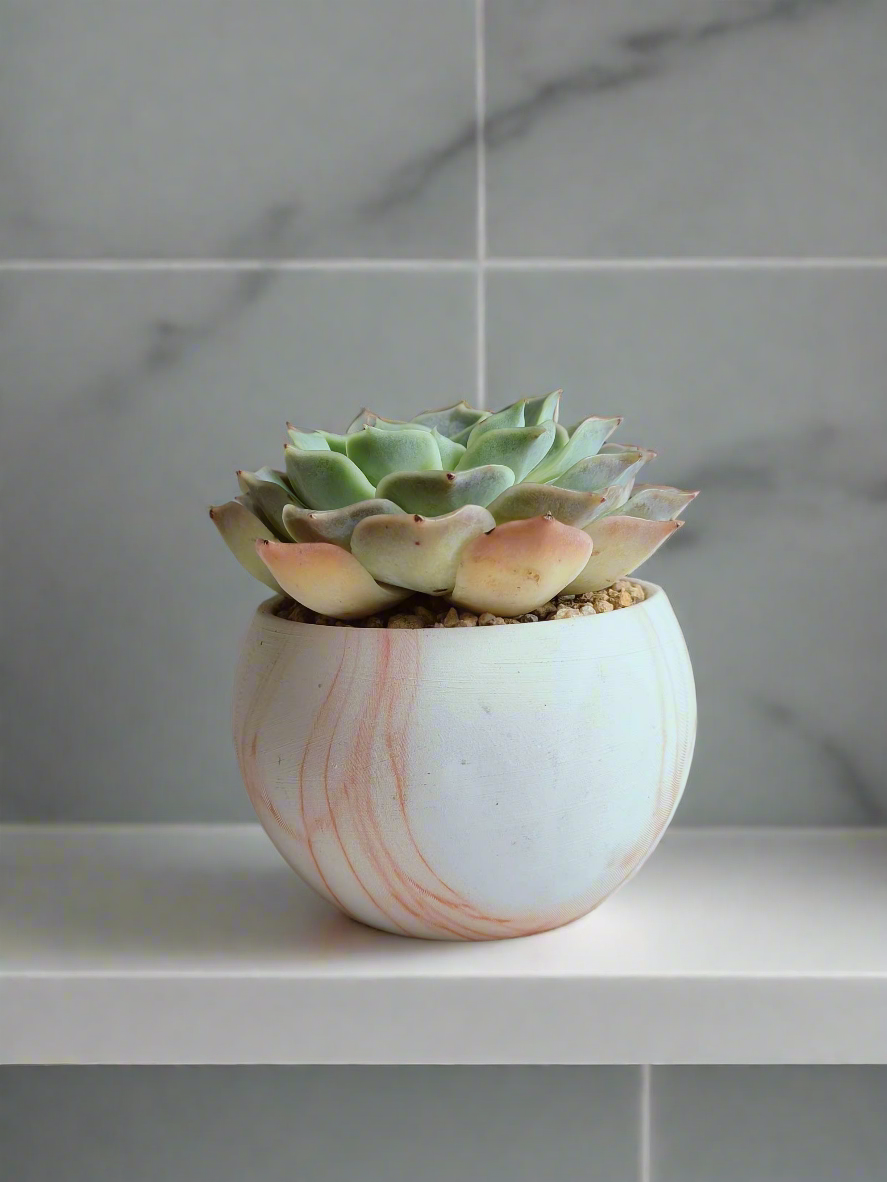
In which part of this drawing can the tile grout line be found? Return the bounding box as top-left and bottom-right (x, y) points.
(491, 257), (887, 271)
(475, 0), (487, 409)
(639, 1064), (652, 1182)
(0, 259), (478, 273)
(1, 257), (886, 273)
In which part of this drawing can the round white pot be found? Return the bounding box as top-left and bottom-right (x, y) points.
(233, 580), (696, 941)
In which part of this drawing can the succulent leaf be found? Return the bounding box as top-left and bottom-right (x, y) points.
(282, 499), (403, 549)
(550, 448), (651, 493)
(487, 483), (609, 528)
(466, 400), (527, 444)
(456, 421), (557, 482)
(616, 484), (699, 521)
(255, 540), (410, 619)
(351, 505), (495, 593)
(345, 424), (442, 486)
(346, 409), (427, 434)
(237, 465), (292, 494)
(527, 415), (622, 483)
(565, 517), (683, 594)
(411, 400), (488, 438)
(235, 468), (300, 537)
(285, 426), (331, 451)
(320, 431), (348, 454)
(284, 445), (376, 510)
(523, 390), (562, 425)
(549, 423), (569, 454)
(450, 421), (484, 446)
(376, 465), (515, 516)
(209, 501), (283, 591)
(597, 481), (635, 516)
(451, 514), (593, 617)
(346, 408), (379, 434)
(431, 428), (466, 470)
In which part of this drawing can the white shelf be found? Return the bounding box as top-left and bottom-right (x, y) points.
(3, 825), (886, 1065)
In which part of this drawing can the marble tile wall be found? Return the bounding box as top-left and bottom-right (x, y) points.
(3, 0), (883, 827)
(3, 1), (885, 1176)
(3, 1066), (887, 1182)
(2, 1067), (640, 1182)
(1, 271), (476, 820)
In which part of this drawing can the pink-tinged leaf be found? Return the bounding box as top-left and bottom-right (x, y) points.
(565, 517), (683, 594)
(617, 484), (699, 521)
(450, 514), (593, 617)
(351, 505), (495, 594)
(598, 480), (634, 515)
(209, 501), (282, 591)
(255, 540), (410, 619)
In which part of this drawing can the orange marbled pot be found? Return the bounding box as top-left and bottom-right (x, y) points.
(233, 580), (696, 940)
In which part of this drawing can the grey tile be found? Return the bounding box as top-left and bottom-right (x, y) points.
(654, 1067), (887, 1182)
(0, 0), (476, 258)
(0, 270), (475, 820)
(487, 270), (887, 824)
(0, 1067), (639, 1182)
(485, 0), (887, 257)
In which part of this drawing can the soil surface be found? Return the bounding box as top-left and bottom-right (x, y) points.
(276, 579), (646, 628)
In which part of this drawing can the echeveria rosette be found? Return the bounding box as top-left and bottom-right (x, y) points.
(210, 394), (697, 619)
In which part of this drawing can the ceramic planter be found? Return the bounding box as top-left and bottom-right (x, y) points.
(233, 580), (696, 940)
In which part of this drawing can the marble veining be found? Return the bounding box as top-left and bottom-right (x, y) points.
(486, 0), (886, 254)
(0, 1), (477, 259)
(487, 0), (848, 149)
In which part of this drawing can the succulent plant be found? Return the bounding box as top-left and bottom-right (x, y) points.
(210, 394), (697, 619)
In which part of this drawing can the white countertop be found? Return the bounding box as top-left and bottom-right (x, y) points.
(3, 825), (885, 1065)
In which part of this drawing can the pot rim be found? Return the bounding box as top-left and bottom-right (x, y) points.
(253, 578), (664, 636)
